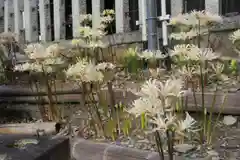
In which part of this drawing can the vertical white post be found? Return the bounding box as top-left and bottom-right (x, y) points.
(13, 0), (24, 41)
(115, 0), (125, 33)
(138, 0), (147, 41)
(39, 0), (51, 41)
(24, 0), (39, 42)
(92, 0), (101, 29)
(171, 0), (183, 16)
(72, 0), (81, 37)
(4, 0), (14, 32)
(205, 0), (219, 15)
(53, 0), (65, 41)
(161, 0), (169, 46)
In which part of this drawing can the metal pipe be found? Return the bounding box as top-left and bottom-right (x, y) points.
(146, 0), (158, 50)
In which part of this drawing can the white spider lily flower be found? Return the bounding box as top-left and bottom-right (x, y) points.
(170, 44), (200, 59)
(42, 57), (65, 65)
(194, 10), (223, 24)
(101, 15), (114, 24)
(229, 29), (240, 43)
(169, 10), (222, 27)
(137, 50), (167, 60)
(84, 63), (104, 82)
(66, 59), (104, 82)
(196, 48), (219, 61)
(178, 66), (200, 79)
(211, 62), (225, 74)
(102, 9), (115, 16)
(170, 28), (208, 40)
(210, 63), (230, 82)
(46, 44), (62, 57)
(128, 97), (163, 117)
(24, 43), (47, 59)
(137, 79), (161, 98)
(171, 45), (219, 61)
(14, 62), (33, 72)
(79, 26), (105, 39)
(71, 39), (86, 46)
(149, 68), (166, 78)
(0, 32), (17, 44)
(79, 14), (92, 24)
(158, 78), (184, 99)
(87, 40), (108, 49)
(177, 112), (197, 133)
(150, 113), (177, 133)
(96, 62), (116, 71)
(169, 13), (197, 26)
(24, 43), (62, 60)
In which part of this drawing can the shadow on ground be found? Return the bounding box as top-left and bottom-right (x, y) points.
(0, 105), (33, 123)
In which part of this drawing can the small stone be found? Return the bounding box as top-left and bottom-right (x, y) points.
(128, 144), (134, 148)
(223, 115), (237, 126)
(0, 154), (7, 160)
(228, 88), (239, 93)
(174, 144), (195, 153)
(137, 139), (150, 143)
(207, 150), (220, 160)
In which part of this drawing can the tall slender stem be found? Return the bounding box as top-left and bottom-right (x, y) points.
(166, 130), (174, 160)
(155, 131), (165, 160)
(200, 62), (206, 144)
(207, 88), (217, 144)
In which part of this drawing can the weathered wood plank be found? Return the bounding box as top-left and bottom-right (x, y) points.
(1, 82), (240, 115)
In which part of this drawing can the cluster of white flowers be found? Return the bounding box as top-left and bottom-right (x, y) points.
(169, 10), (222, 27)
(14, 43), (64, 73)
(79, 26), (105, 39)
(14, 62), (53, 73)
(102, 9), (115, 17)
(95, 62), (116, 71)
(66, 59), (103, 82)
(170, 44), (219, 61)
(79, 14), (92, 24)
(128, 77), (196, 135)
(0, 32), (17, 44)
(24, 43), (62, 60)
(72, 10), (115, 49)
(229, 29), (240, 43)
(138, 50), (167, 60)
(124, 48), (168, 61)
(100, 16), (114, 24)
(169, 10), (222, 41)
(169, 28), (208, 40)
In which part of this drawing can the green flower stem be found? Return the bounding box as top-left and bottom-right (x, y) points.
(200, 62), (206, 144)
(191, 81), (198, 109)
(155, 131), (165, 160)
(211, 95), (227, 144)
(166, 130), (174, 160)
(207, 88), (217, 144)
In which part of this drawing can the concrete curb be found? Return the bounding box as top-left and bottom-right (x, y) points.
(72, 138), (170, 160)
